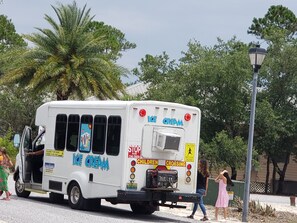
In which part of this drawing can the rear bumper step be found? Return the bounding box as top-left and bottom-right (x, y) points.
(117, 190), (199, 203)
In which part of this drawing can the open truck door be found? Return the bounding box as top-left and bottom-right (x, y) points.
(19, 126), (32, 183)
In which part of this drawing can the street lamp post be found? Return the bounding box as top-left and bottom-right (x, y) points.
(242, 44), (267, 222)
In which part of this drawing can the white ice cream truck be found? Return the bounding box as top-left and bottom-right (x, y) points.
(13, 100), (201, 214)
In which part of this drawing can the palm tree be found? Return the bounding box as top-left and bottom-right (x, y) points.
(0, 1), (126, 100)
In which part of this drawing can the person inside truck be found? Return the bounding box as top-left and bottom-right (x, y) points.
(27, 144), (44, 182)
(27, 147), (44, 157)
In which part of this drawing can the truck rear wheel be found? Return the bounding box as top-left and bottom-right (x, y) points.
(68, 182), (85, 210)
(15, 177), (31, 198)
(130, 202), (157, 215)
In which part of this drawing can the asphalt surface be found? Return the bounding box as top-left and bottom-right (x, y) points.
(1, 175), (297, 222)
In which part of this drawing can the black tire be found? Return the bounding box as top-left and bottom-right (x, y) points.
(130, 202), (157, 215)
(68, 182), (85, 210)
(49, 192), (64, 204)
(15, 177), (31, 198)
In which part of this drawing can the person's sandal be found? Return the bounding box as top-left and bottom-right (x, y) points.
(187, 215), (194, 219)
(201, 216), (209, 221)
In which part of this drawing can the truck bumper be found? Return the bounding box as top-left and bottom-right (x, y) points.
(117, 190), (199, 203)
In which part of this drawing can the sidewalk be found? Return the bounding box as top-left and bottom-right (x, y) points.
(250, 193), (297, 214)
(160, 203), (241, 222)
(160, 194), (297, 222)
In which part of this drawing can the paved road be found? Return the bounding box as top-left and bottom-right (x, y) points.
(1, 175), (296, 222)
(0, 176), (198, 223)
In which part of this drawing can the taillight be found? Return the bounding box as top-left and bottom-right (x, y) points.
(131, 160), (136, 166)
(130, 167), (136, 173)
(186, 163), (192, 184)
(130, 173), (135, 179)
(130, 160), (136, 180)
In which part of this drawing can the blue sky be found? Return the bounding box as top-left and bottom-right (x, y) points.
(1, 0), (297, 82)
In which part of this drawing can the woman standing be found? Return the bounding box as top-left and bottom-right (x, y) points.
(0, 147), (13, 200)
(187, 159), (209, 221)
(214, 170), (234, 220)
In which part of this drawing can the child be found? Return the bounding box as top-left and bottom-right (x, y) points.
(214, 170), (234, 221)
(0, 147), (13, 200)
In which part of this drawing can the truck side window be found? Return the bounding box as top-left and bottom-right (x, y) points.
(66, 114), (79, 152)
(106, 116), (121, 156)
(79, 115), (93, 153)
(92, 115), (106, 154)
(54, 114), (67, 151)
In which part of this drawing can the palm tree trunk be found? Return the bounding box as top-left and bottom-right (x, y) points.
(56, 90), (69, 100)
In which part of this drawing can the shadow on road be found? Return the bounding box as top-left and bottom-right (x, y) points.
(13, 195), (190, 223)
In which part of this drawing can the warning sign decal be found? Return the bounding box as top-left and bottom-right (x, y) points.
(185, 143), (195, 162)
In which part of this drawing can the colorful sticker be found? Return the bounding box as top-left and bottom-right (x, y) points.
(80, 123), (91, 152)
(45, 162), (55, 173)
(148, 116), (157, 123)
(185, 143), (195, 162)
(126, 182), (138, 190)
(45, 149), (64, 157)
(166, 160), (186, 167)
(72, 153), (109, 171)
(128, 145), (141, 158)
(163, 118), (183, 126)
(137, 159), (158, 165)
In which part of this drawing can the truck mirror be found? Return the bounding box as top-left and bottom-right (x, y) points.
(13, 134), (20, 148)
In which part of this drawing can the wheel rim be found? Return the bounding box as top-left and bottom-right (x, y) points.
(70, 185), (80, 205)
(16, 179), (25, 193)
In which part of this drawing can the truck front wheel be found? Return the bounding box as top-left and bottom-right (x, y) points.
(15, 177), (31, 198)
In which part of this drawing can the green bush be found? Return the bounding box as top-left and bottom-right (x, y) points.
(0, 129), (18, 164)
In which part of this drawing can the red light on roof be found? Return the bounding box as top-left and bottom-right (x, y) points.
(139, 109), (146, 117)
(184, 113), (191, 121)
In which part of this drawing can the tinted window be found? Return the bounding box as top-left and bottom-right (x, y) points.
(79, 115), (93, 153)
(54, 114), (67, 150)
(106, 116), (121, 156)
(66, 114), (79, 152)
(92, 115), (107, 154)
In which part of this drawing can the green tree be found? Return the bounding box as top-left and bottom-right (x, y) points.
(0, 15), (26, 52)
(0, 85), (48, 136)
(253, 100), (284, 193)
(87, 21), (136, 61)
(200, 131), (256, 180)
(248, 5), (297, 43)
(256, 42), (297, 194)
(0, 130), (19, 164)
(249, 5), (297, 194)
(0, 2), (127, 100)
(133, 52), (179, 101)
